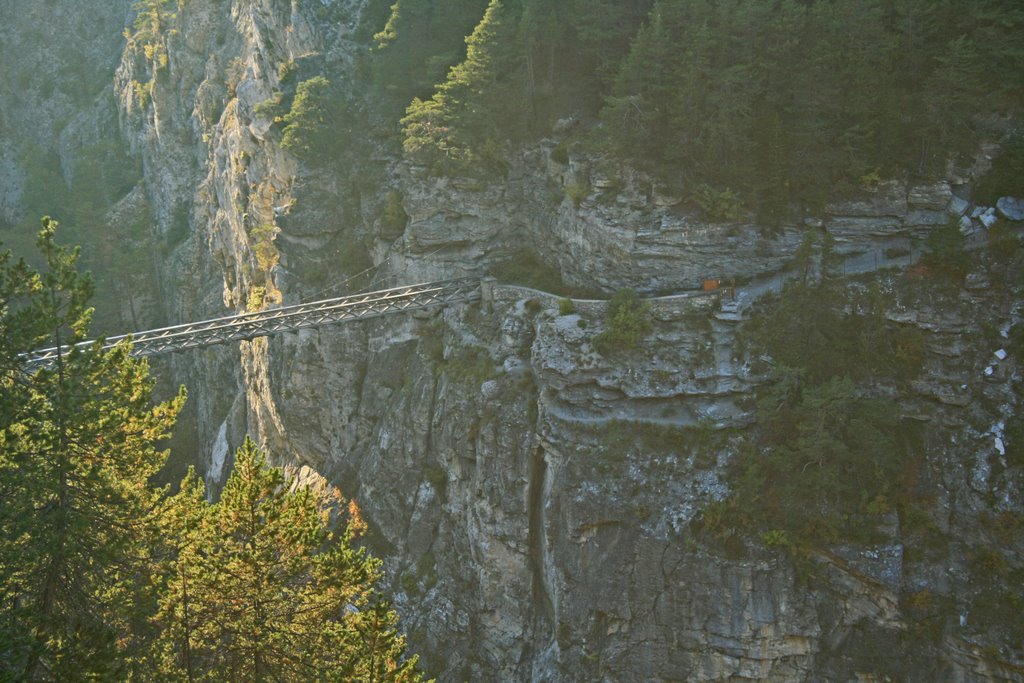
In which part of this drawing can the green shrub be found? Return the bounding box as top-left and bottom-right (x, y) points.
(975, 130), (1024, 205)
(254, 93), (285, 121)
(489, 250), (568, 294)
(445, 345), (495, 385)
(922, 220), (972, 280)
(558, 298), (575, 315)
(564, 180), (590, 207)
(692, 184), (744, 222)
(593, 288), (651, 355)
(246, 285), (267, 312)
(277, 60), (298, 85)
(744, 277), (925, 384)
(379, 189), (407, 237)
(761, 529), (794, 551)
(281, 76), (337, 162)
(699, 272), (935, 554)
(250, 223), (278, 272)
(550, 139), (570, 165)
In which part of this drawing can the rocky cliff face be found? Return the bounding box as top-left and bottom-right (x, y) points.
(0, 1), (129, 225)
(7, 0), (1016, 680)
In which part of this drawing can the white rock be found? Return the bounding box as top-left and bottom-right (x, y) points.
(909, 181), (952, 210)
(481, 379), (501, 399)
(553, 116), (577, 134)
(959, 215), (975, 233)
(947, 196), (970, 216)
(984, 366), (994, 376)
(980, 212), (998, 229)
(209, 419), (230, 488)
(971, 206), (987, 219)
(995, 437), (1006, 456)
(996, 196), (1024, 221)
(995, 348), (1007, 360)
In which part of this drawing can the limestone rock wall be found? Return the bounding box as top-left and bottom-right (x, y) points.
(101, 1), (1024, 680)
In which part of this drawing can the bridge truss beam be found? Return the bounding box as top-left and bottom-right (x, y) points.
(23, 278), (481, 368)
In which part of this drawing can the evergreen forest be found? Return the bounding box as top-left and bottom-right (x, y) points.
(367, 0), (1024, 217)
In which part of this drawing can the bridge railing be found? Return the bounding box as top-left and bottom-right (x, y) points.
(22, 278), (481, 367)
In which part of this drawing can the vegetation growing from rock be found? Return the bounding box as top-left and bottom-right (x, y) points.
(975, 128), (1024, 204)
(280, 76), (336, 162)
(593, 288), (652, 355)
(489, 249), (571, 295)
(921, 219), (973, 281)
(700, 265), (929, 553)
(124, 0), (182, 70)
(249, 222), (278, 273)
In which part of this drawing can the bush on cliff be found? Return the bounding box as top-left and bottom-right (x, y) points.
(593, 288), (652, 355)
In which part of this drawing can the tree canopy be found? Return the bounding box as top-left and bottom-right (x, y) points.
(0, 223), (427, 681)
(380, 0), (1023, 213)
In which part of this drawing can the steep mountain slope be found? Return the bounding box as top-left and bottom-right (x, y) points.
(2, 1), (1022, 680)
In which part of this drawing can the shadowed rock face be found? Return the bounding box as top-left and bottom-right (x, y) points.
(5, 1), (1018, 680)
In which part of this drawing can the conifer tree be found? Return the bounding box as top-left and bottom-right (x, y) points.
(371, 0), (489, 111)
(280, 76), (335, 162)
(401, 0), (521, 172)
(568, 0), (652, 88)
(0, 218), (184, 680)
(144, 468), (207, 681)
(150, 438), (426, 682)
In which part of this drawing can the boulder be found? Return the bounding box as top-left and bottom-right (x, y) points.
(996, 196), (1024, 221)
(947, 196), (970, 217)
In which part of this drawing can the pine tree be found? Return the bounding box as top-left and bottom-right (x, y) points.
(401, 0), (522, 172)
(370, 0), (489, 111)
(150, 438), (426, 682)
(604, 5), (678, 157)
(280, 76), (336, 163)
(0, 218), (184, 680)
(568, 0), (653, 88)
(144, 468), (207, 681)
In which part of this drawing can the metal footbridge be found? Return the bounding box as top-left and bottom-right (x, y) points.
(24, 278), (482, 367)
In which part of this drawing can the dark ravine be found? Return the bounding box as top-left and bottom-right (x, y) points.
(1, 1), (1022, 681)
(527, 442), (555, 654)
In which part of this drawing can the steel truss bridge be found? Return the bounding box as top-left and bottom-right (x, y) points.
(23, 278), (482, 367)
